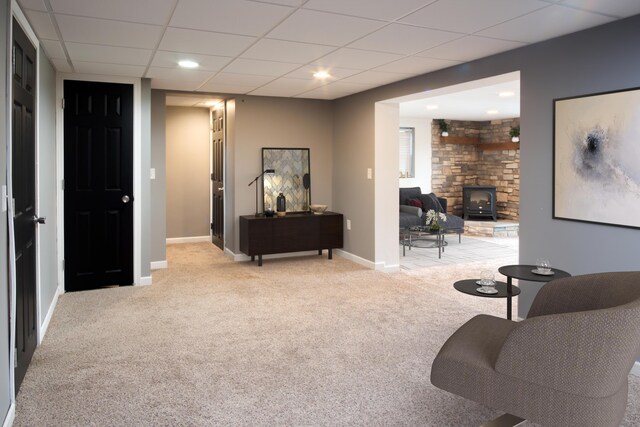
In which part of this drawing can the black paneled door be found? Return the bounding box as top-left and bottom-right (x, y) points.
(211, 107), (224, 250)
(64, 80), (134, 292)
(12, 18), (38, 394)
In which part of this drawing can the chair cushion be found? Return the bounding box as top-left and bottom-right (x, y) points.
(442, 213), (464, 230)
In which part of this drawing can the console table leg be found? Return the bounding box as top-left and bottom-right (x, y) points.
(258, 255), (262, 267)
(328, 249), (333, 260)
(318, 249), (322, 256)
(251, 255), (255, 262)
(506, 277), (513, 320)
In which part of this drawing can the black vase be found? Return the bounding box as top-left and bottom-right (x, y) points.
(276, 193), (286, 212)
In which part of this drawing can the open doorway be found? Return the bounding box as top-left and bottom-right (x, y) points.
(392, 72), (521, 269)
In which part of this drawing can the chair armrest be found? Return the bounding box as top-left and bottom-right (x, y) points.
(400, 205), (422, 217)
(437, 197), (448, 212)
(495, 307), (640, 397)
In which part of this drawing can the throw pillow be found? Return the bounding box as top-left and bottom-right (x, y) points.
(406, 198), (423, 209)
(418, 194), (444, 213)
(427, 193), (445, 213)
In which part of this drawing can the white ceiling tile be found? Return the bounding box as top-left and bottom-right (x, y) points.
(284, 65), (360, 80)
(242, 39), (334, 63)
(208, 73), (274, 86)
(267, 9), (383, 46)
(562, 0), (640, 18)
(18, 0), (47, 11)
(146, 67), (215, 84)
(339, 70), (414, 86)
(197, 81), (260, 94)
(348, 24), (462, 55)
(151, 51), (232, 72)
(55, 14), (163, 49)
(303, 0), (433, 21)
(151, 78), (203, 91)
(295, 85), (359, 99)
(255, 0), (305, 6)
(477, 5), (614, 43)
(66, 42), (152, 66)
(170, 0), (294, 36)
(50, 58), (73, 73)
(374, 56), (460, 74)
(40, 39), (66, 59)
(400, 0), (548, 33)
(72, 61), (146, 77)
(49, 0), (175, 25)
(166, 95), (223, 107)
(223, 58), (301, 77)
(23, 10), (58, 40)
(310, 48), (403, 70)
(417, 36), (526, 62)
(160, 27), (256, 57)
(248, 77), (325, 97)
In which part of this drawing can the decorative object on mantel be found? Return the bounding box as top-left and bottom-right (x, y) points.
(436, 119), (449, 137)
(310, 204), (328, 215)
(248, 168), (275, 216)
(510, 125), (520, 142)
(276, 192), (287, 217)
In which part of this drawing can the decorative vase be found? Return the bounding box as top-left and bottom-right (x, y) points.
(276, 192), (286, 213)
(512, 136), (520, 142)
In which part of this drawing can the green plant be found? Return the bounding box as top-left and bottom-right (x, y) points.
(436, 119), (449, 133)
(509, 125), (520, 138)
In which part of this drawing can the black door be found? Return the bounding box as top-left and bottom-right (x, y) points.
(64, 80), (134, 292)
(12, 18), (38, 394)
(211, 107), (224, 250)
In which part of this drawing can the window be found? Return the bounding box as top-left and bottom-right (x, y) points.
(399, 127), (415, 178)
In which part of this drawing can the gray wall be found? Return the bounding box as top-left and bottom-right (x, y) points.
(228, 96), (333, 253)
(140, 78), (151, 278)
(150, 90), (166, 263)
(37, 48), (58, 326)
(1, 0), (11, 421)
(166, 106), (210, 239)
(333, 14), (640, 315)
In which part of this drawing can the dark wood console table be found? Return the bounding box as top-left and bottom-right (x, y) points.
(239, 212), (343, 266)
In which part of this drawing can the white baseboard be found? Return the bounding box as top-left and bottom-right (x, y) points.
(39, 289), (60, 344)
(334, 249), (375, 269)
(3, 403), (15, 427)
(631, 361), (640, 377)
(150, 260), (167, 270)
(166, 236), (210, 245)
(138, 276), (152, 286)
(224, 247), (236, 259)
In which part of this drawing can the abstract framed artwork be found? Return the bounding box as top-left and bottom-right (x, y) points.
(554, 87), (640, 229)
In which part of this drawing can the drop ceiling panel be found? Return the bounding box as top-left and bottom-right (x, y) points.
(207, 73), (274, 86)
(562, 0), (640, 18)
(159, 27), (256, 57)
(170, 0), (294, 37)
(285, 65), (361, 80)
(248, 78), (325, 97)
(72, 62), (147, 77)
(40, 39), (66, 59)
(400, 0), (549, 33)
(223, 58), (301, 77)
(339, 70), (414, 86)
(267, 9), (383, 46)
(49, 0), (176, 25)
(151, 51), (232, 72)
(197, 81), (261, 94)
(55, 14), (163, 48)
(348, 24), (462, 55)
(375, 56), (460, 74)
(296, 84), (364, 100)
(477, 5), (614, 43)
(166, 95), (223, 107)
(418, 36), (526, 62)
(146, 66), (215, 83)
(302, 0), (433, 22)
(151, 78), (203, 91)
(50, 58), (72, 73)
(66, 42), (152, 66)
(17, 0), (47, 12)
(310, 48), (403, 70)
(242, 39), (334, 63)
(23, 10), (59, 40)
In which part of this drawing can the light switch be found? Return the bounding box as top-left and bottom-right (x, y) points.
(150, 168), (156, 180)
(367, 168), (372, 179)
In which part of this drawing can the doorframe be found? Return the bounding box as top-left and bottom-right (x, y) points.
(56, 74), (143, 291)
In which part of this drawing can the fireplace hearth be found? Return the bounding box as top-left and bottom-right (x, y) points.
(463, 186), (497, 221)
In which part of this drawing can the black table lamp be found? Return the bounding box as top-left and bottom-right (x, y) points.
(248, 169), (275, 216)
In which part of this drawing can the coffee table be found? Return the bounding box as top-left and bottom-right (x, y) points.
(498, 264), (571, 319)
(401, 226), (463, 259)
(454, 279), (521, 320)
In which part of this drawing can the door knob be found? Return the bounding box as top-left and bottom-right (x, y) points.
(122, 195), (130, 203)
(33, 216), (46, 224)
(218, 187), (224, 191)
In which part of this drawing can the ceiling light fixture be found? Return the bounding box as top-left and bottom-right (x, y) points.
(426, 104), (439, 110)
(499, 91), (514, 97)
(178, 60), (199, 69)
(487, 109), (499, 114)
(313, 70), (331, 79)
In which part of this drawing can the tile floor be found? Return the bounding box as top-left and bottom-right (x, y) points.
(399, 234), (519, 270)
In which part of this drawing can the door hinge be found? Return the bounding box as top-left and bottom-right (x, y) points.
(62, 259), (65, 271)
(61, 98), (65, 109)
(210, 222), (214, 230)
(61, 179), (65, 190)
(14, 350), (18, 367)
(210, 173), (214, 181)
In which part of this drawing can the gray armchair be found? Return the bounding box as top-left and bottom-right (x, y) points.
(431, 272), (640, 427)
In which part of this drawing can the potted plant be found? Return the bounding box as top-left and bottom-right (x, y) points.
(510, 125), (520, 143)
(437, 119), (449, 137)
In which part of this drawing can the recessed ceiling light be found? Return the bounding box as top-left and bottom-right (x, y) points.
(313, 70), (331, 79)
(426, 104), (439, 110)
(178, 60), (199, 69)
(499, 91), (515, 97)
(487, 109), (499, 114)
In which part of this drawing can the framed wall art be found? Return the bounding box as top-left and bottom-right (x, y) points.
(554, 87), (640, 229)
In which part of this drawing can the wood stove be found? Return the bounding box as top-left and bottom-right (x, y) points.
(463, 186), (497, 221)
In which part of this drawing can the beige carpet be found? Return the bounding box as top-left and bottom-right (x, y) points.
(14, 243), (640, 426)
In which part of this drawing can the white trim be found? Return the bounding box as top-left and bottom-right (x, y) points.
(224, 247), (235, 259)
(2, 403), (15, 427)
(166, 235), (210, 244)
(11, 1), (37, 48)
(39, 288), (59, 343)
(56, 73), (143, 290)
(631, 361), (640, 377)
(139, 276), (152, 286)
(150, 260), (167, 270)
(334, 249), (377, 270)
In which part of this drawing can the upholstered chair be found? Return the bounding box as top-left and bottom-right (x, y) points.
(431, 272), (640, 427)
